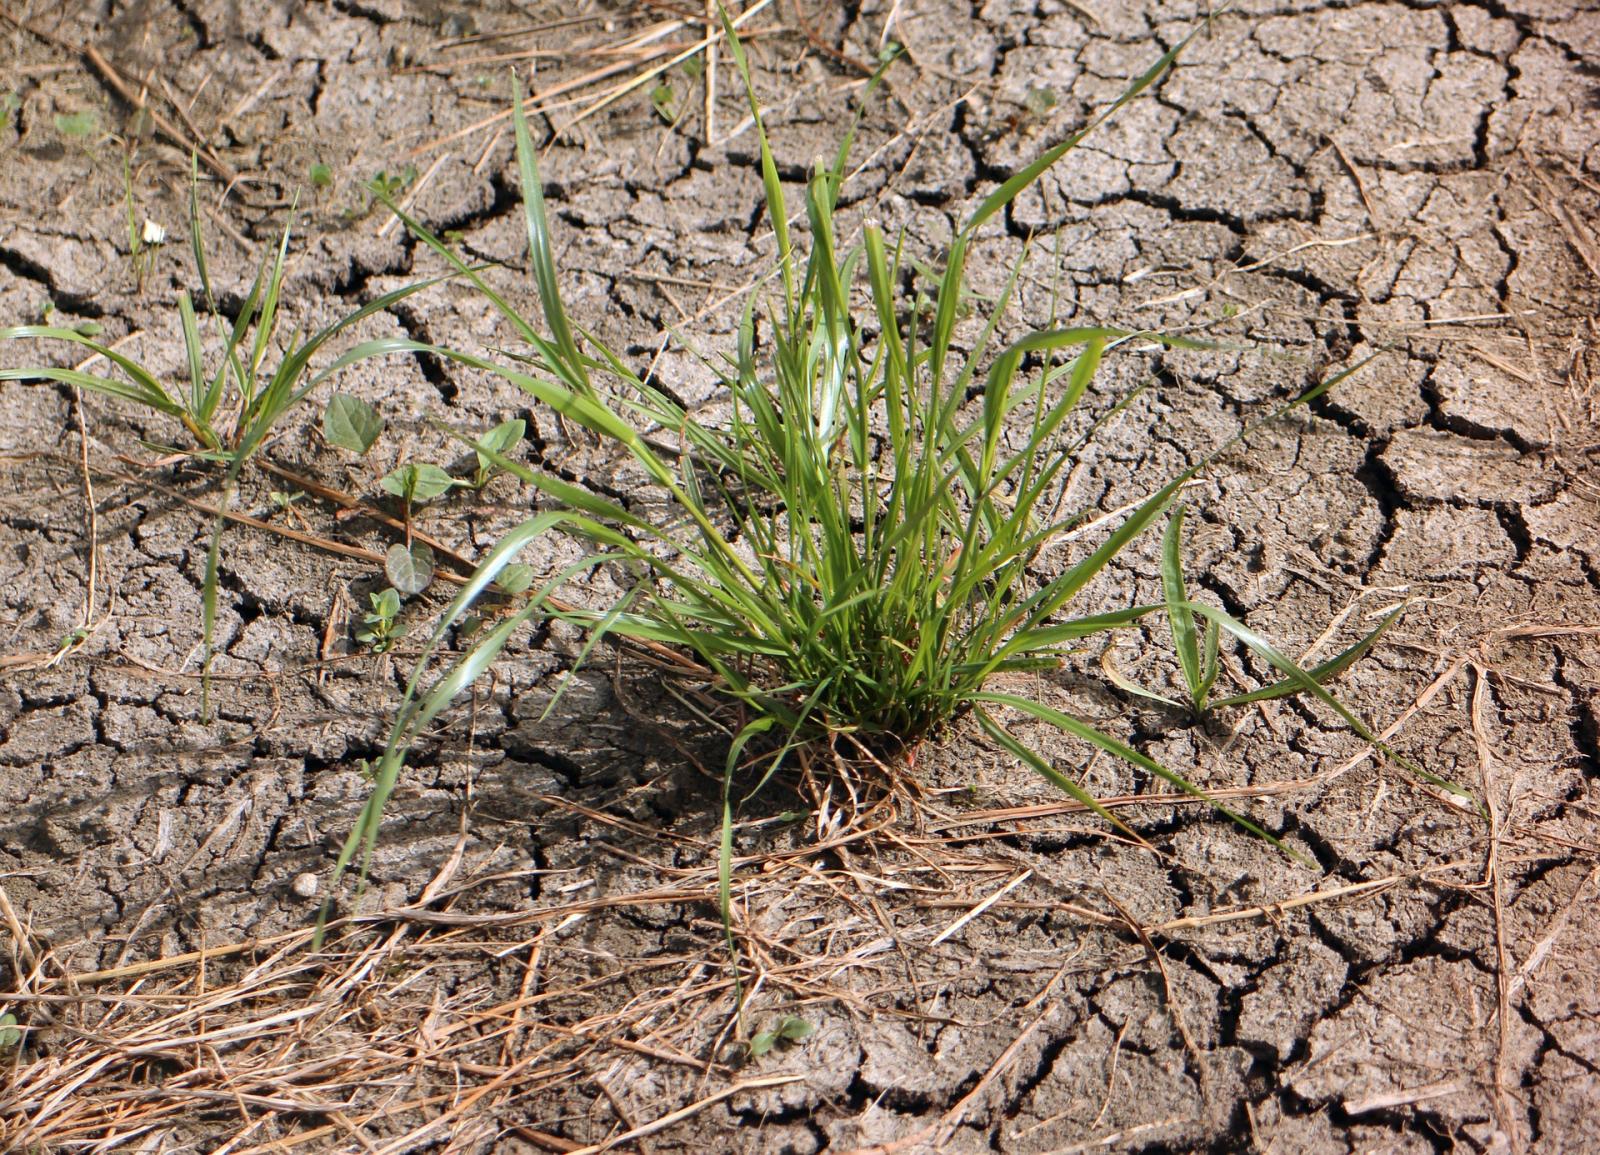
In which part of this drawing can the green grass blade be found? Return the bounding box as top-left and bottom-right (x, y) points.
(1161, 504), (1204, 711)
(974, 706), (1144, 842)
(0, 364), (182, 418)
(962, 14), (1217, 237)
(719, 6), (794, 314)
(176, 291), (206, 417)
(511, 77), (589, 393)
(1185, 603), (1474, 804)
(198, 483), (230, 722)
(976, 691), (1311, 864)
(1208, 605), (1402, 708)
(0, 327), (181, 411)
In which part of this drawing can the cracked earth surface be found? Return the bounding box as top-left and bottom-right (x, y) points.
(1, 1), (1598, 1152)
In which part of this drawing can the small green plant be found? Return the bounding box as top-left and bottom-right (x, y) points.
(309, 161), (334, 190)
(357, 588), (406, 653)
(470, 418), (524, 488)
(370, 164), (417, 201)
(649, 82), (678, 124)
(380, 461), (459, 514)
(54, 110), (97, 139)
(1023, 85), (1058, 119)
(36, 299), (101, 336)
(268, 489), (306, 515)
(1, 92), (20, 133)
(1100, 503), (1404, 717)
(748, 1015), (813, 1058)
(320, 13), (1469, 943)
(123, 158), (165, 293)
(0, 161), (438, 714)
(0, 1012), (21, 1050)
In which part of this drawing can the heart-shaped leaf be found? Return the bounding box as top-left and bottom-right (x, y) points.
(386, 542), (436, 596)
(493, 563), (534, 594)
(323, 393), (384, 454)
(476, 418), (525, 465)
(380, 462), (458, 503)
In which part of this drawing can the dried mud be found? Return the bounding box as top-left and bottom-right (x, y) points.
(1, 2), (1598, 1153)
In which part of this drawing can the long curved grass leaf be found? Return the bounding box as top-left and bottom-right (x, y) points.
(0, 327), (182, 413)
(974, 706), (1143, 843)
(962, 11), (1221, 236)
(511, 77), (588, 393)
(975, 690), (1310, 864)
(1184, 602), (1474, 804)
(1098, 647), (1186, 710)
(1210, 605), (1404, 708)
(0, 364), (184, 418)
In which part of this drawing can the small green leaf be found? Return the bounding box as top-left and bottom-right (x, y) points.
(493, 563), (534, 594)
(474, 418), (525, 485)
(0, 93), (20, 132)
(54, 110), (98, 138)
(309, 162), (333, 189)
(371, 587), (402, 618)
(380, 464), (416, 500)
(1161, 504), (1204, 711)
(0, 1013), (20, 1049)
(323, 393), (385, 454)
(386, 542), (436, 596)
(381, 462), (458, 503)
(650, 83), (676, 122)
(409, 463), (458, 501)
(777, 1016), (814, 1042)
(748, 1015), (812, 1058)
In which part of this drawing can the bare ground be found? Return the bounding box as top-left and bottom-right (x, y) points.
(1, 1), (1598, 1152)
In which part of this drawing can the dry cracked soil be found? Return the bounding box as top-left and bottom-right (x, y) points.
(1, 1), (1599, 1153)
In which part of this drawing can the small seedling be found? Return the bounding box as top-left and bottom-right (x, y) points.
(309, 161), (333, 190)
(123, 159), (165, 293)
(369, 165), (418, 201)
(748, 1016), (813, 1057)
(1098, 504), (1405, 717)
(54, 110), (97, 139)
(323, 393), (385, 455)
(0, 92), (20, 133)
(1024, 86), (1059, 119)
(471, 418), (524, 488)
(380, 461), (458, 517)
(357, 588), (406, 653)
(650, 82), (677, 124)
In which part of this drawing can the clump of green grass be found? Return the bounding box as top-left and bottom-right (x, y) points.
(0, 160), (438, 713)
(324, 15), (1468, 930)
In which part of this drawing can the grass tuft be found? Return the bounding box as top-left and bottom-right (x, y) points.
(321, 11), (1469, 940)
